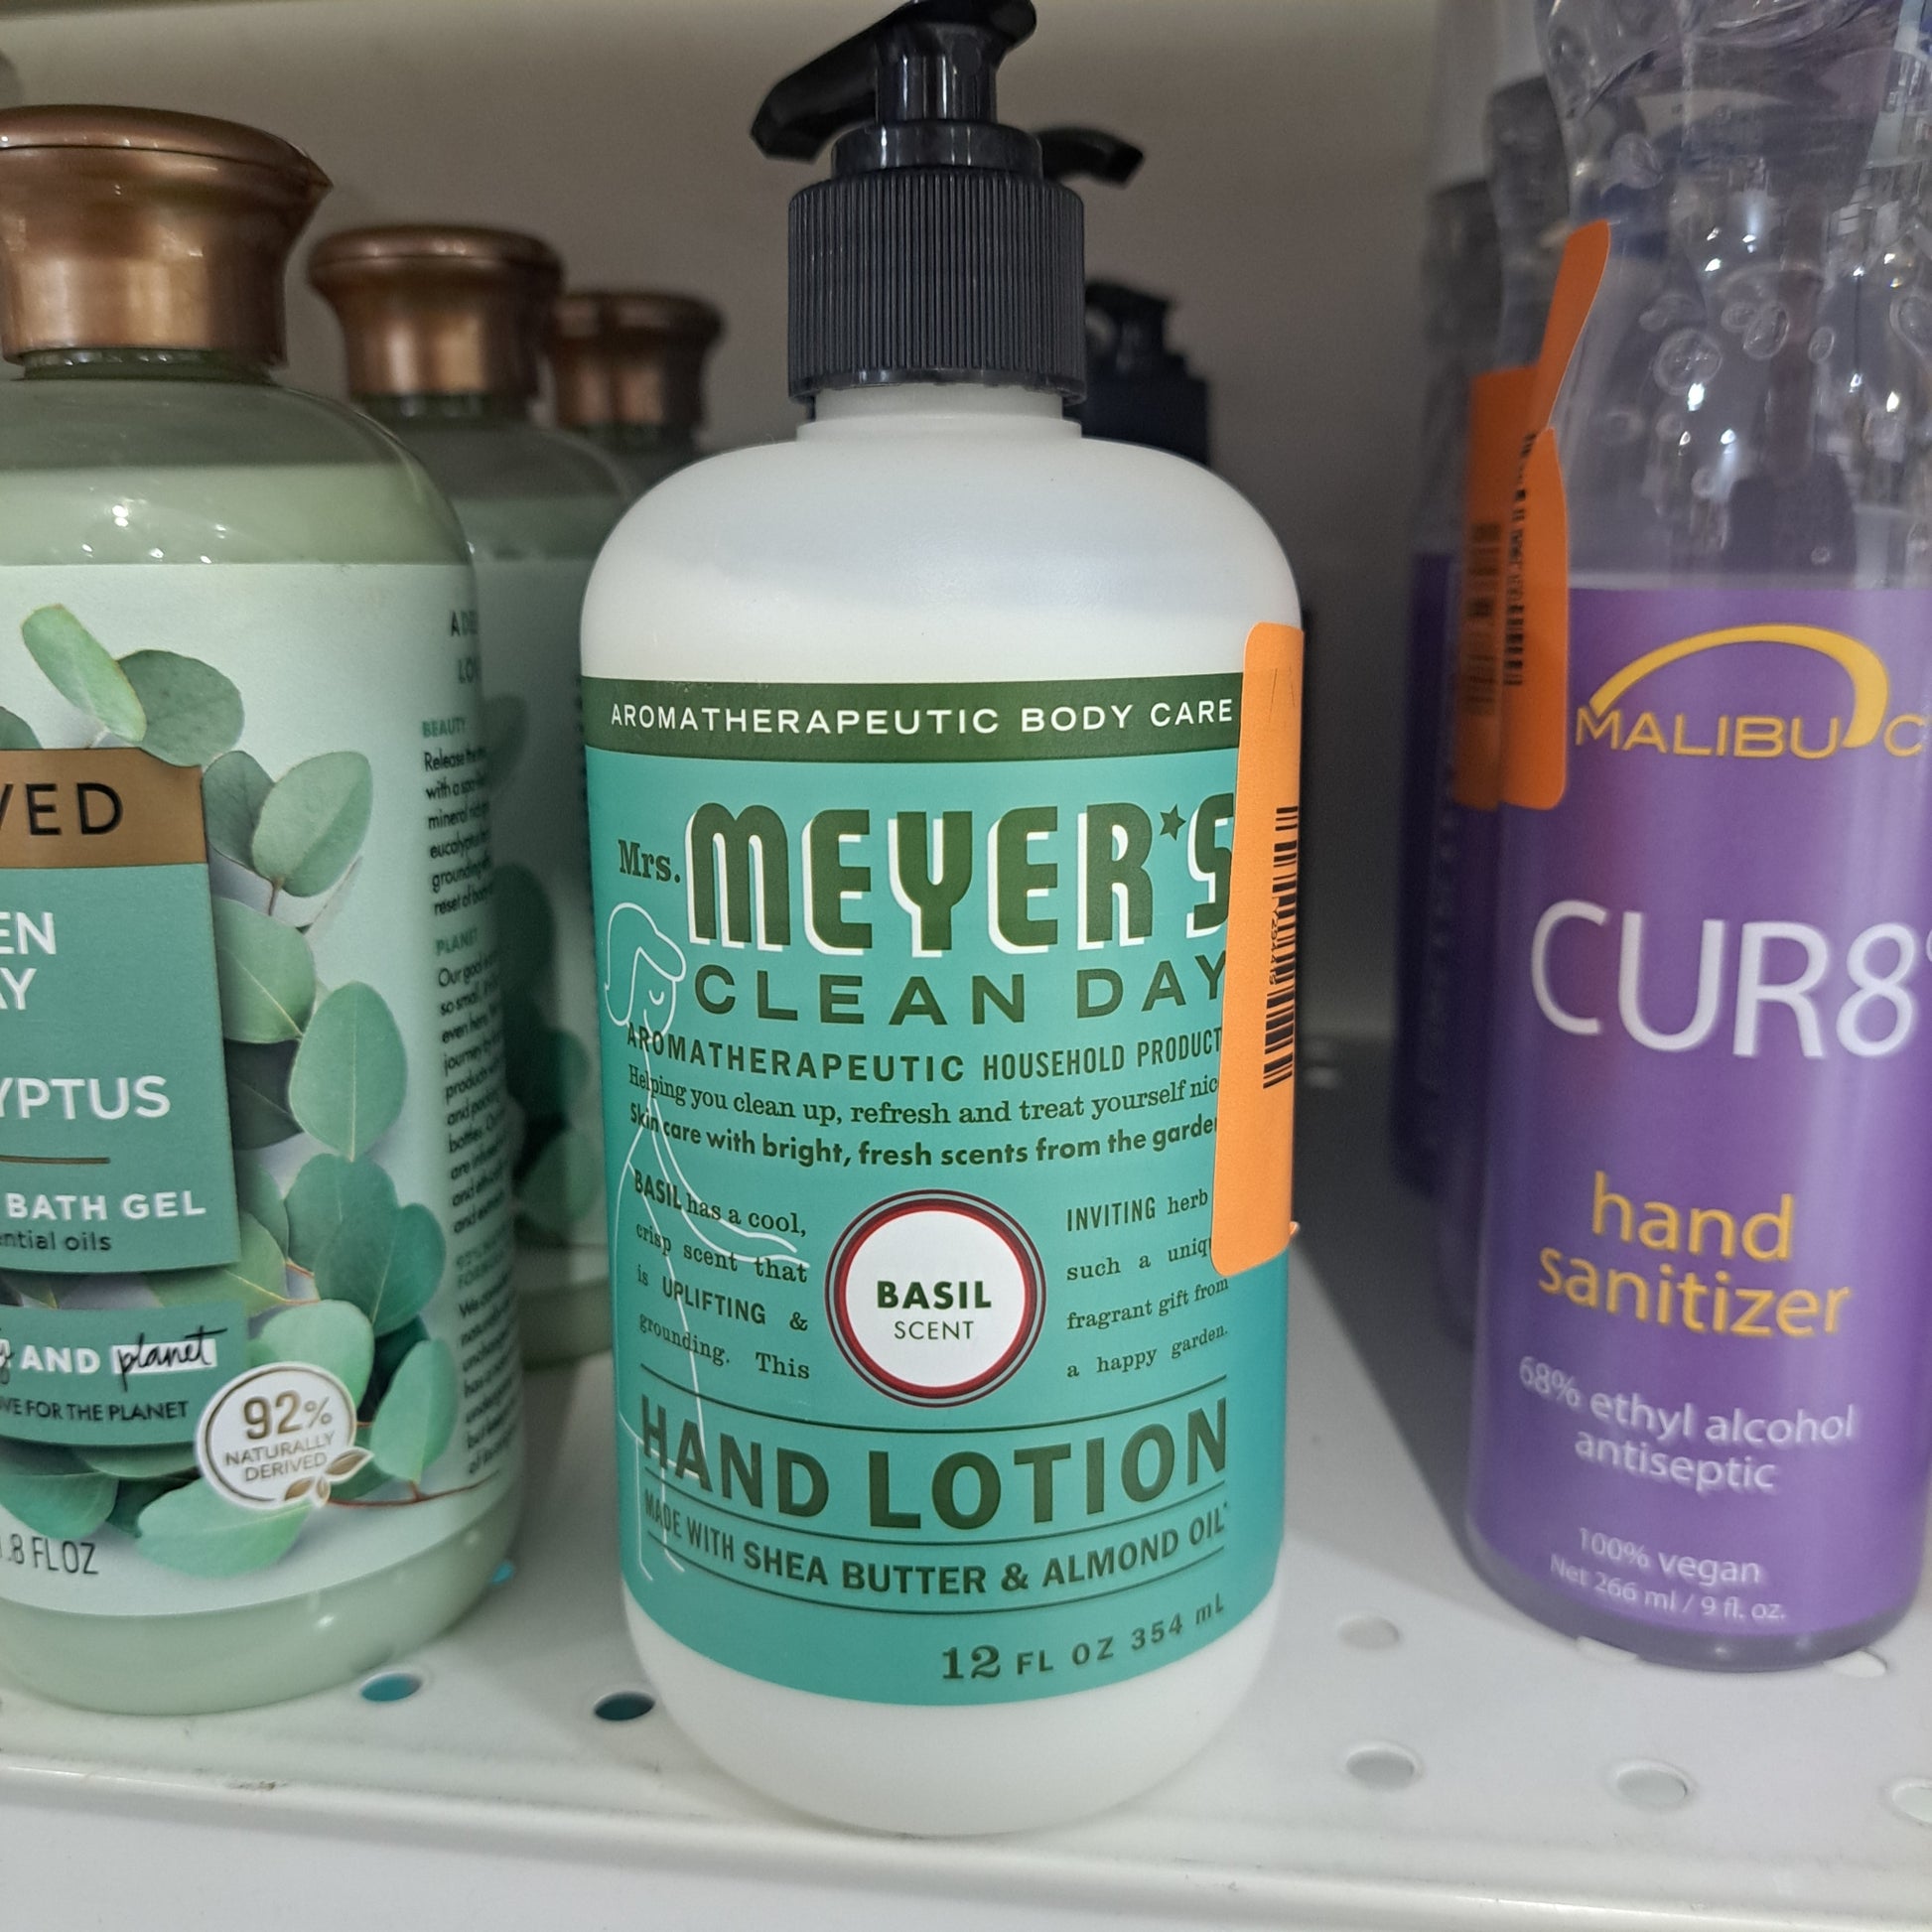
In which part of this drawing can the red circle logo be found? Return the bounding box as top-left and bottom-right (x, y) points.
(825, 1192), (1044, 1406)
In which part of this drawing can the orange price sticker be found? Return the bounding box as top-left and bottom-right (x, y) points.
(1211, 621), (1303, 1280)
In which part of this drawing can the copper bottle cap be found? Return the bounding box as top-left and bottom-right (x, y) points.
(0, 105), (329, 363)
(549, 289), (724, 431)
(308, 224), (563, 399)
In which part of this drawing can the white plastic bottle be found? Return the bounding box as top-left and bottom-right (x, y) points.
(582, 1), (1301, 1834)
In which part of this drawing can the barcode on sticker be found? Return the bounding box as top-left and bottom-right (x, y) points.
(1502, 440), (1532, 690)
(1263, 804), (1299, 1090)
(1458, 521), (1504, 717)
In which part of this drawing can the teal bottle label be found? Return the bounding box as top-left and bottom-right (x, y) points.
(0, 747), (237, 1274)
(0, 567), (521, 1614)
(585, 674), (1289, 1705)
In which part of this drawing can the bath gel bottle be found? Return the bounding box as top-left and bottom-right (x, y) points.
(0, 109), (521, 1713)
(1391, 0), (1503, 1190)
(583, 0), (1300, 1832)
(548, 291), (725, 501)
(311, 228), (626, 1366)
(1469, 0), (1932, 1665)
(1432, 0), (1568, 1337)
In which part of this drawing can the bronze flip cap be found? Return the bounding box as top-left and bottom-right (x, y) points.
(308, 225), (562, 400)
(0, 105), (329, 363)
(549, 290), (724, 432)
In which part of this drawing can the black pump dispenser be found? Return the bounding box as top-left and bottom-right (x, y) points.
(1035, 126), (1144, 189)
(752, 0), (1086, 401)
(1080, 281), (1211, 467)
(1034, 126), (1210, 465)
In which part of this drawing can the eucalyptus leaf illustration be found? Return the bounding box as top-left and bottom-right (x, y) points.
(107, 1473), (185, 1536)
(284, 1152), (397, 1272)
(21, 606), (146, 743)
(77, 1440), (199, 1479)
(150, 1211), (290, 1316)
(225, 1039), (300, 1149)
(484, 692), (528, 793)
(367, 1315), (428, 1407)
(328, 1446), (374, 1481)
(0, 707), (39, 751)
(519, 1126), (601, 1239)
(295, 856), (362, 950)
(0, 1440), (117, 1540)
(211, 897), (317, 1044)
(368, 1338), (458, 1483)
(234, 1156), (290, 1251)
(135, 1479), (306, 1577)
(289, 982), (407, 1159)
(202, 750), (273, 865)
(251, 751), (373, 897)
(329, 1423), (386, 1502)
(117, 649), (244, 767)
(493, 866), (554, 998)
(315, 1201), (445, 1336)
(249, 1299), (375, 1405)
(505, 1013), (590, 1123)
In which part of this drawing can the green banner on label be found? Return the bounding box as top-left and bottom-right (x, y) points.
(0, 1299), (247, 1446)
(583, 676), (1244, 762)
(0, 809), (237, 1275)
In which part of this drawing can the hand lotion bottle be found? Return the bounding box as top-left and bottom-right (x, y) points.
(581, 0), (1301, 1833)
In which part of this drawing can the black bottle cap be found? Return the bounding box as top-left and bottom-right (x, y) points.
(1080, 278), (1210, 467)
(752, 0), (1086, 400)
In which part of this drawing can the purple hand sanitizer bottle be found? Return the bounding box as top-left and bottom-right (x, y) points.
(1468, 0), (1932, 1666)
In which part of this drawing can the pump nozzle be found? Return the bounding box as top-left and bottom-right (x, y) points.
(753, 0), (1038, 174)
(1036, 126), (1144, 188)
(753, 0), (1084, 401)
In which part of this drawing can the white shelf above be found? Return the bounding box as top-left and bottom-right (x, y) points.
(2, 1041), (1927, 1930)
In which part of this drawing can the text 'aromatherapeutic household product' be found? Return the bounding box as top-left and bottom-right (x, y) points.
(0, 109), (521, 1714)
(581, 0), (1300, 1831)
(311, 226), (626, 1367)
(1469, 0), (1932, 1667)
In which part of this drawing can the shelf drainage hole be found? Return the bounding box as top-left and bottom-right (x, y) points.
(1336, 1613), (1401, 1651)
(1611, 1760), (1693, 1811)
(358, 1670), (424, 1706)
(487, 1559), (515, 1589)
(1344, 1742), (1422, 1791)
(1885, 1778), (1932, 1827)
(594, 1690), (657, 1724)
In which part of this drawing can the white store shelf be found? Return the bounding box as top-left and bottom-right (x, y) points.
(1, 1041), (1927, 1931)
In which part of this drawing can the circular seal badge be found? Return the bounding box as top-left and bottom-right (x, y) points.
(196, 1361), (363, 1510)
(826, 1191), (1044, 1406)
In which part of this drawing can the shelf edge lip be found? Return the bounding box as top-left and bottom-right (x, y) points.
(3, 1752), (1921, 1931)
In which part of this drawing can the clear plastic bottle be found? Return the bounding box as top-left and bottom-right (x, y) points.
(548, 290), (724, 500)
(1433, 0), (1570, 1336)
(582, 2), (1298, 1833)
(1469, 0), (1932, 1666)
(0, 109), (520, 1714)
(312, 228), (626, 1367)
(1391, 0), (1504, 1190)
